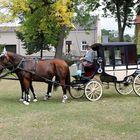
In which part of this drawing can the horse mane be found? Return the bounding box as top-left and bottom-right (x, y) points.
(7, 51), (24, 59)
(7, 52), (25, 65)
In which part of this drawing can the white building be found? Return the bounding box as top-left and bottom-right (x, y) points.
(0, 22), (101, 58)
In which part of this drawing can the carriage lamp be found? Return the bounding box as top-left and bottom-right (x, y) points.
(97, 67), (103, 73)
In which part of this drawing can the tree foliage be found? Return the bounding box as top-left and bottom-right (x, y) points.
(0, 0), (73, 56)
(102, 29), (133, 42)
(102, 0), (139, 42)
(73, 0), (99, 30)
(0, 0), (99, 57)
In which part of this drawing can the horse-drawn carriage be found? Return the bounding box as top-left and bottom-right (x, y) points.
(69, 42), (140, 101)
(0, 42), (140, 104)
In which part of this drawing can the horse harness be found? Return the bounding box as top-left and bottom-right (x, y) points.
(0, 56), (38, 78)
(0, 56), (61, 85)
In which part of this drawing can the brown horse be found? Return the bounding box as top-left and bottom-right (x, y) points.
(0, 49), (71, 105)
(0, 54), (37, 102)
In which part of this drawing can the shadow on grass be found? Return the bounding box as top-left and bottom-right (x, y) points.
(0, 92), (138, 105)
(0, 96), (20, 105)
(103, 91), (137, 99)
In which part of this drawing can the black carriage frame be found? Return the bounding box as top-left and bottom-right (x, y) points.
(91, 42), (137, 72)
(70, 42), (139, 101)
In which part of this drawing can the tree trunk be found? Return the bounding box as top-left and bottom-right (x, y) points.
(116, 2), (127, 42)
(40, 32), (44, 58)
(40, 48), (43, 58)
(55, 26), (66, 58)
(118, 28), (124, 42)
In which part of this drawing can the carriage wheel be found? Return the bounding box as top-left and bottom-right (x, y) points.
(133, 73), (140, 96)
(69, 83), (85, 99)
(115, 77), (133, 95)
(85, 80), (102, 101)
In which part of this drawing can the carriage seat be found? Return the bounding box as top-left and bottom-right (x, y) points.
(72, 74), (90, 83)
(76, 62), (96, 77)
(74, 59), (97, 78)
(83, 63), (96, 77)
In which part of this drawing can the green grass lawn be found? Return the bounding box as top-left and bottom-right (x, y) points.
(0, 80), (140, 140)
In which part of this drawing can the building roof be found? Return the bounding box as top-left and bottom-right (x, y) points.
(0, 26), (17, 33)
(91, 42), (136, 50)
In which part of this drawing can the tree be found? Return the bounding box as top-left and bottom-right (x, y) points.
(0, 0), (73, 58)
(102, 29), (118, 42)
(102, 0), (139, 42)
(73, 0), (99, 30)
(0, 0), (99, 58)
(55, 0), (100, 58)
(102, 29), (133, 42)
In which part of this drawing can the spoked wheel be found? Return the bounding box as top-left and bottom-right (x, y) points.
(115, 83), (133, 95)
(69, 80), (85, 99)
(133, 73), (140, 96)
(85, 80), (102, 101)
(115, 76), (134, 95)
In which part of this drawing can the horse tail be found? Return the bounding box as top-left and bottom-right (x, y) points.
(65, 67), (71, 94)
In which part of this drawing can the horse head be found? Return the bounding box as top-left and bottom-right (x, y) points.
(0, 47), (12, 63)
(0, 48), (8, 72)
(0, 48), (16, 74)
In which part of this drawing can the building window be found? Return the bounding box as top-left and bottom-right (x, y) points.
(81, 41), (87, 51)
(65, 41), (72, 54)
(127, 45), (136, 65)
(104, 47), (113, 66)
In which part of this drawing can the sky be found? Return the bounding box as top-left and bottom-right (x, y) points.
(100, 17), (135, 36)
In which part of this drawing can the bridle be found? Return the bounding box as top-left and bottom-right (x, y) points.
(0, 51), (50, 82)
(0, 52), (25, 78)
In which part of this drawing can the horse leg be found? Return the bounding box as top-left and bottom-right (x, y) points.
(44, 82), (52, 101)
(22, 78), (30, 105)
(20, 89), (24, 101)
(61, 80), (68, 103)
(62, 86), (68, 103)
(23, 88), (30, 105)
(19, 79), (25, 102)
(19, 80), (30, 102)
(16, 74), (26, 102)
(29, 81), (37, 102)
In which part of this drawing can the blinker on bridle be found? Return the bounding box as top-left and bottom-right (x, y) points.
(0, 48), (15, 72)
(0, 47), (7, 58)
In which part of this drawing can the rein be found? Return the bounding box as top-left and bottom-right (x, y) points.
(17, 66), (60, 85)
(0, 57), (26, 79)
(0, 64), (16, 78)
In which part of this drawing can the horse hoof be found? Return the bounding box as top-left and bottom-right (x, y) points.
(23, 101), (30, 105)
(28, 95), (31, 102)
(33, 99), (37, 102)
(44, 96), (47, 101)
(62, 99), (66, 103)
(19, 98), (24, 102)
(62, 95), (68, 103)
(43, 96), (50, 101)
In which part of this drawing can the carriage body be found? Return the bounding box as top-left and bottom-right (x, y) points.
(70, 42), (140, 101)
(96, 42), (137, 82)
(85, 42), (139, 101)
